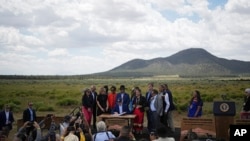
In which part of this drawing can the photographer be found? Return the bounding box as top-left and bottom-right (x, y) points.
(61, 126), (79, 141)
(40, 114), (58, 141)
(74, 122), (86, 141)
(13, 121), (41, 141)
(60, 115), (74, 136)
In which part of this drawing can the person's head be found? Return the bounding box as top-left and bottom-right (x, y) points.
(67, 126), (76, 133)
(110, 85), (116, 93)
(131, 86), (139, 96)
(119, 85), (126, 92)
(158, 84), (165, 92)
(4, 104), (10, 112)
(103, 85), (109, 94)
(148, 82), (154, 90)
(193, 90), (201, 99)
(63, 115), (71, 123)
(151, 89), (158, 96)
(156, 125), (169, 138)
(83, 88), (91, 96)
(13, 133), (27, 141)
(28, 102), (33, 109)
(96, 121), (107, 132)
(99, 87), (106, 95)
(119, 126), (131, 137)
(90, 85), (96, 92)
(245, 88), (250, 96)
(84, 133), (92, 141)
(164, 83), (169, 91)
(134, 87), (141, 97)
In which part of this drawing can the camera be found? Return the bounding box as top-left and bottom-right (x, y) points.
(27, 121), (34, 126)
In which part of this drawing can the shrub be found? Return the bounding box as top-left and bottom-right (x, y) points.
(9, 99), (21, 105)
(56, 98), (79, 106)
(176, 102), (189, 112)
(38, 106), (55, 111)
(203, 95), (214, 102)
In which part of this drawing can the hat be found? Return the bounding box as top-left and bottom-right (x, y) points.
(120, 85), (126, 90)
(110, 85), (116, 91)
(245, 88), (250, 94)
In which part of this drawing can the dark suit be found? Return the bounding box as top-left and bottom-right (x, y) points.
(91, 91), (97, 129)
(23, 108), (37, 122)
(0, 110), (15, 131)
(22, 108), (37, 136)
(145, 91), (152, 131)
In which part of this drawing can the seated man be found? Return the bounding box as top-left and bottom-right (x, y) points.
(111, 98), (130, 115)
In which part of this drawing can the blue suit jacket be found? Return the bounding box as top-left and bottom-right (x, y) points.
(116, 92), (130, 106)
(0, 110), (15, 130)
(111, 104), (130, 114)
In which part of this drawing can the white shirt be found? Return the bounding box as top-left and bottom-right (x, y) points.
(150, 95), (157, 111)
(164, 93), (170, 112)
(29, 108), (34, 121)
(5, 111), (9, 124)
(118, 105), (123, 114)
(60, 122), (69, 136)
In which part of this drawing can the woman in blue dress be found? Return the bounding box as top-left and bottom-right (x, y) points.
(187, 90), (203, 117)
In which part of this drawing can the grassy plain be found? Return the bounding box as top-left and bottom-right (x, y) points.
(0, 77), (249, 138)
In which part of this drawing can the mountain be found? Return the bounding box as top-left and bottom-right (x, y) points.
(95, 48), (250, 77)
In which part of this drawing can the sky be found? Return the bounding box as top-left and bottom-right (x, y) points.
(0, 0), (250, 75)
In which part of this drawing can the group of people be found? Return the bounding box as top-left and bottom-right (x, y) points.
(1, 82), (250, 141)
(80, 83), (177, 136)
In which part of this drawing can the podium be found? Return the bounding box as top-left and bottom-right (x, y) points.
(213, 101), (236, 141)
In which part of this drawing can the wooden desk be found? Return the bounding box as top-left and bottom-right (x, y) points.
(99, 114), (136, 128)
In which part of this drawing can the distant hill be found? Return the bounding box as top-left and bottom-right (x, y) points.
(94, 48), (250, 77)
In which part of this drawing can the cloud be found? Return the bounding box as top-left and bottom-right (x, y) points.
(0, 0), (250, 75)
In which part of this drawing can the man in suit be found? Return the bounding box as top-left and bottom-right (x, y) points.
(90, 85), (98, 129)
(149, 89), (163, 133)
(116, 85), (130, 110)
(0, 104), (15, 137)
(22, 102), (37, 136)
(23, 102), (36, 122)
(145, 82), (154, 132)
(112, 98), (130, 114)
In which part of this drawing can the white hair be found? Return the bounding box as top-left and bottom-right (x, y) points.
(96, 121), (107, 132)
(245, 88), (250, 94)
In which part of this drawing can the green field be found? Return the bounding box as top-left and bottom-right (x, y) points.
(0, 77), (249, 120)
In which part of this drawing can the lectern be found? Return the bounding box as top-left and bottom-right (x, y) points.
(213, 101), (236, 141)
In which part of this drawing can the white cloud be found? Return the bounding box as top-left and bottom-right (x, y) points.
(48, 48), (70, 57)
(0, 0), (250, 75)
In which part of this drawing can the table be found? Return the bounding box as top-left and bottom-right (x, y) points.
(99, 114), (136, 128)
